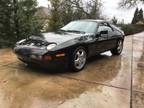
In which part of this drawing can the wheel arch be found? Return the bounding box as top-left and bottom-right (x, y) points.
(69, 44), (89, 57)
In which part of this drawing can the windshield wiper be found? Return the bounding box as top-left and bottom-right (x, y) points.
(58, 29), (85, 34)
(58, 29), (67, 32)
(65, 30), (85, 34)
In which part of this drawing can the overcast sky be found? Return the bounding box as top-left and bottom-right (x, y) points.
(37, 0), (144, 23)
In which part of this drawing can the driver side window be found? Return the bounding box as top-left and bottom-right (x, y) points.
(98, 25), (106, 33)
(97, 24), (113, 33)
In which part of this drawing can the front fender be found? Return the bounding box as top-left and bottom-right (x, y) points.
(50, 34), (96, 52)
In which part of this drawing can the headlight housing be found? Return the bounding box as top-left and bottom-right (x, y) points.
(46, 43), (57, 50)
(16, 39), (26, 45)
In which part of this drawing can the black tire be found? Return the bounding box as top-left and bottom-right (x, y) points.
(69, 46), (87, 72)
(111, 39), (123, 55)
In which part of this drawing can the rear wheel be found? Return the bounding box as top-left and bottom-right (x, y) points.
(111, 39), (123, 55)
(70, 47), (87, 72)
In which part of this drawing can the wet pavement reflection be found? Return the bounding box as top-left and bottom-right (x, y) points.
(0, 32), (144, 108)
(132, 32), (144, 108)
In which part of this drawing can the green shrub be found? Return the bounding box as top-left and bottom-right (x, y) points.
(118, 24), (144, 35)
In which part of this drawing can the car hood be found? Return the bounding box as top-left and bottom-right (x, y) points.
(36, 32), (86, 45)
(15, 31), (95, 53)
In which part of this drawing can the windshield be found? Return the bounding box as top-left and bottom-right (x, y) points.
(60, 21), (98, 34)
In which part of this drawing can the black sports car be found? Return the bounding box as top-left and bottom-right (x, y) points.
(14, 19), (125, 72)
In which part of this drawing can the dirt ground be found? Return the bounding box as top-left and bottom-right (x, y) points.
(0, 32), (144, 108)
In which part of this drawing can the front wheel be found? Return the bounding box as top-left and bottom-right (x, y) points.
(70, 47), (87, 72)
(111, 39), (123, 55)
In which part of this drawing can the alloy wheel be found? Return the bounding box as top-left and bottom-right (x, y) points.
(74, 49), (87, 70)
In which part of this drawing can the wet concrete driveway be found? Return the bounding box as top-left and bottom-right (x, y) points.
(0, 32), (144, 108)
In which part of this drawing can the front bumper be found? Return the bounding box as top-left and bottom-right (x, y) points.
(14, 47), (68, 69)
(17, 54), (68, 69)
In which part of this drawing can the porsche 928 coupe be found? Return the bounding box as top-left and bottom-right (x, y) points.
(14, 19), (125, 72)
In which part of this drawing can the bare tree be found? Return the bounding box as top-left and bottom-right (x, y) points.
(47, 0), (102, 31)
(120, 0), (144, 7)
(70, 0), (101, 19)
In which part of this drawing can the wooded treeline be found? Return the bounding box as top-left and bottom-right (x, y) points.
(0, 0), (144, 48)
(120, 0), (144, 7)
(0, 0), (101, 47)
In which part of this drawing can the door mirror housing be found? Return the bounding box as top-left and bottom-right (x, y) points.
(100, 30), (108, 35)
(99, 30), (108, 37)
(95, 30), (108, 38)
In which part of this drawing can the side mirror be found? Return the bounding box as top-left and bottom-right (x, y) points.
(100, 30), (108, 35)
(99, 30), (108, 37)
(95, 30), (108, 38)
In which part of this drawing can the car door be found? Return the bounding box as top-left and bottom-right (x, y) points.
(96, 23), (118, 52)
(106, 23), (118, 49)
(95, 23), (109, 53)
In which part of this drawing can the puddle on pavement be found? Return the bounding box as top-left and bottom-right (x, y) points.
(0, 70), (130, 108)
(0, 46), (131, 108)
(132, 32), (144, 108)
(59, 37), (132, 89)
(133, 32), (144, 91)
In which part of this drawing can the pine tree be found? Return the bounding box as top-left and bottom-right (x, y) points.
(138, 8), (144, 22)
(0, 0), (13, 46)
(132, 8), (144, 24)
(12, 0), (42, 41)
(47, 0), (63, 31)
(0, 0), (42, 47)
(112, 16), (118, 25)
(132, 8), (139, 24)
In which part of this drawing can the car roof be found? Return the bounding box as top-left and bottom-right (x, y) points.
(74, 19), (108, 23)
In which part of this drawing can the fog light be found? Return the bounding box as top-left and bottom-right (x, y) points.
(43, 55), (52, 61)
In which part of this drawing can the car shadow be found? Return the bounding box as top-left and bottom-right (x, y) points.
(25, 53), (114, 75)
